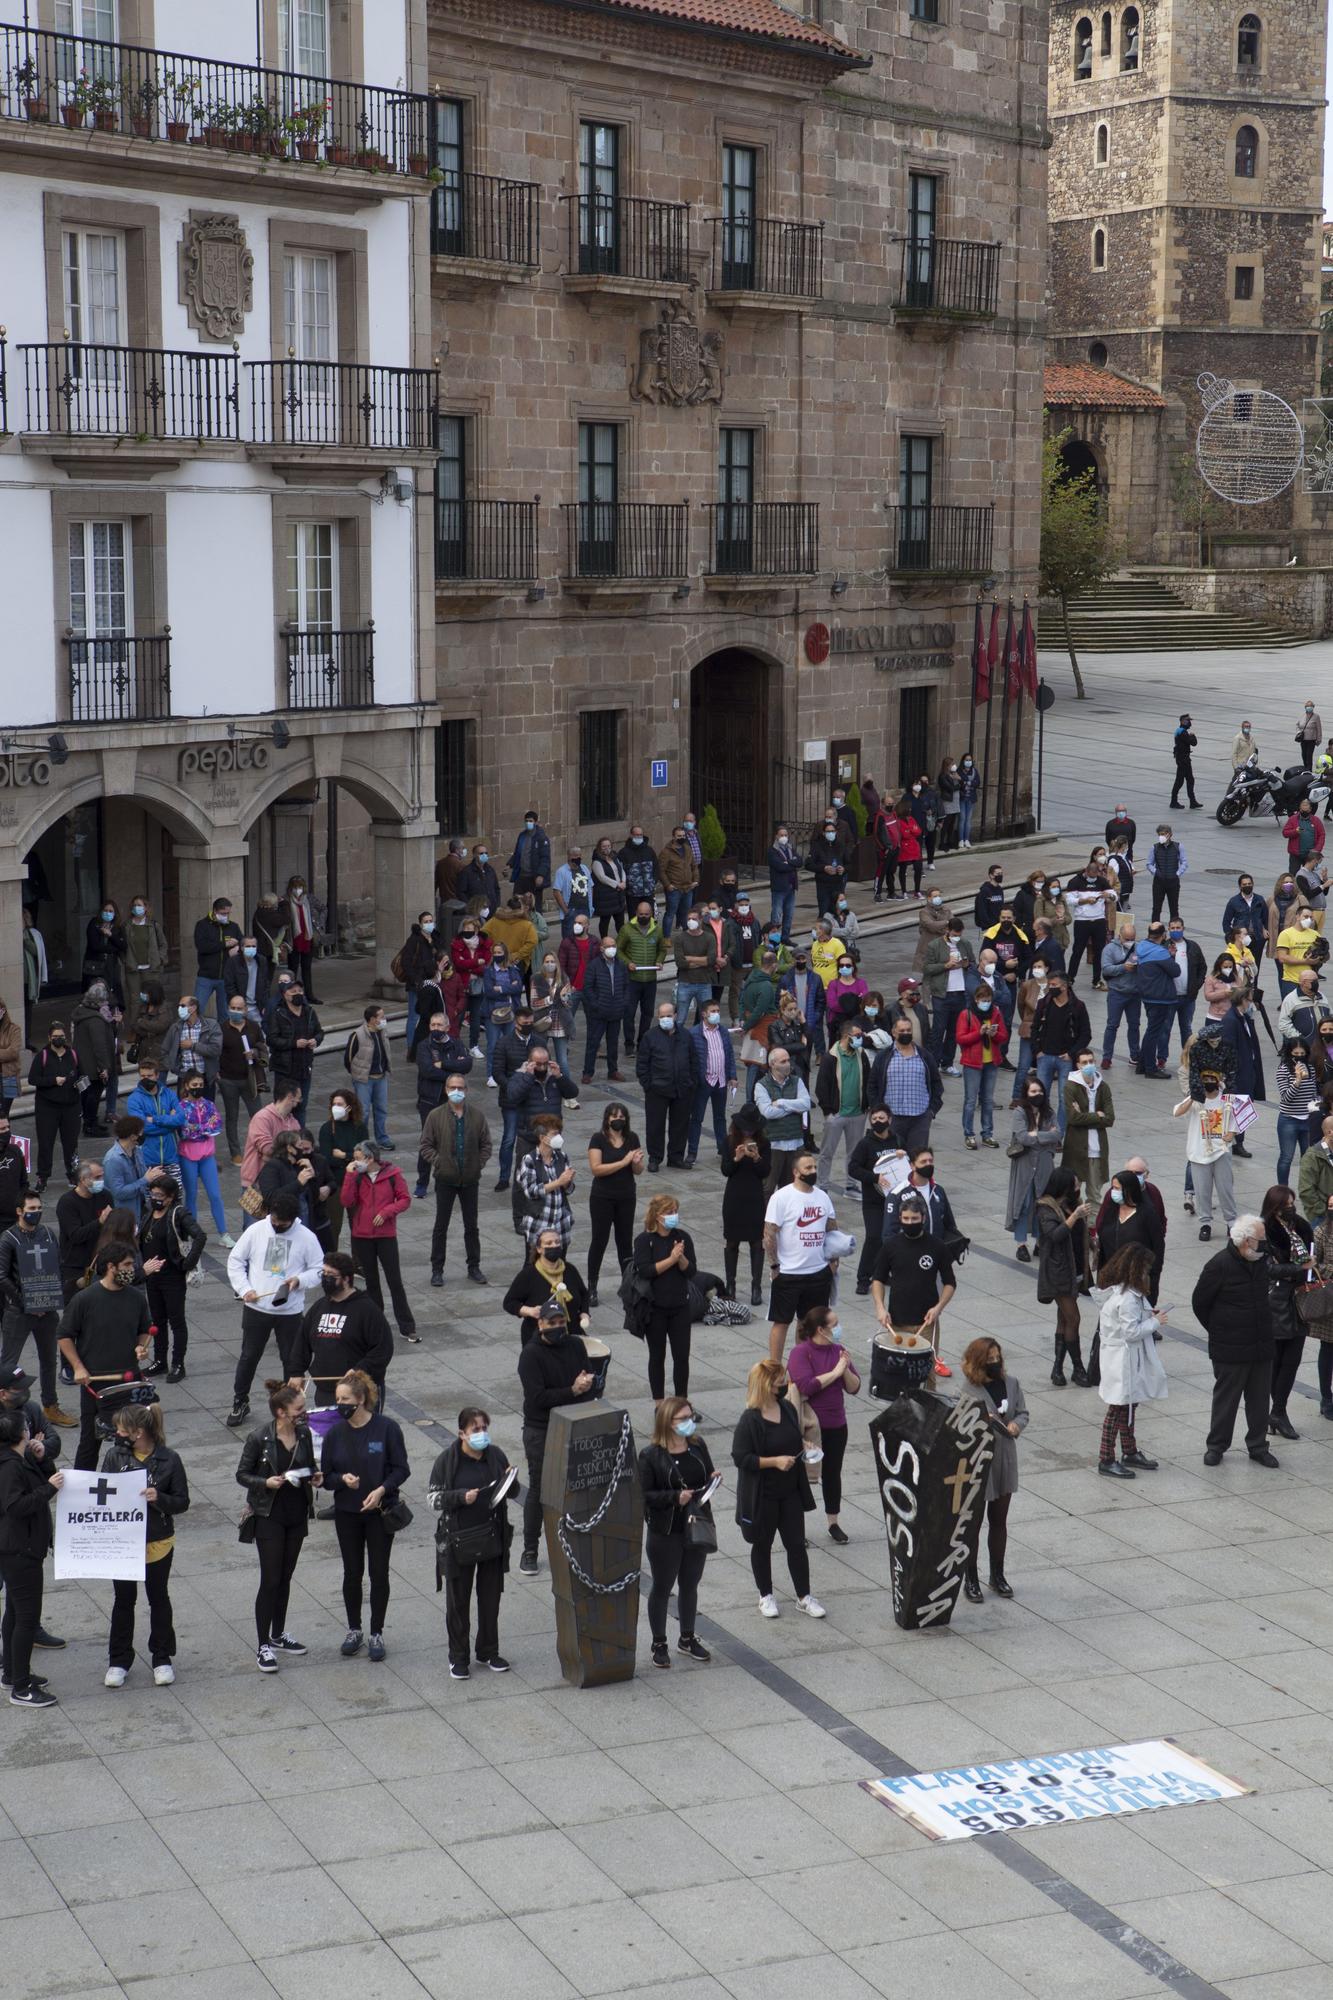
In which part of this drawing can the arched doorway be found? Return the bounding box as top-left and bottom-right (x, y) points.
(24, 795), (202, 999)
(689, 650), (773, 865)
(1057, 436), (1104, 499)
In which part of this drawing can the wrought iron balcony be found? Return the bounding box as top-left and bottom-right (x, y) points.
(709, 217), (823, 298)
(562, 502), (688, 583)
(435, 499), (538, 584)
(895, 238), (1001, 318)
(562, 194), (691, 284)
(247, 361), (438, 451)
(705, 501), (819, 577)
(0, 20), (432, 172)
(432, 170), (539, 267)
(21, 343), (240, 439)
(885, 504), (994, 576)
(66, 632), (171, 723)
(285, 626), (375, 710)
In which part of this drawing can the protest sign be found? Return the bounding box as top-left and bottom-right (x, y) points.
(54, 1467), (147, 1582)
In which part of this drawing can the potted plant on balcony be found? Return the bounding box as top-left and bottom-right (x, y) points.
(12, 55), (48, 122)
(199, 96), (226, 147)
(62, 70), (93, 127)
(284, 97), (328, 162)
(164, 73), (197, 140)
(353, 111), (382, 170)
(696, 804), (734, 900)
(87, 71), (120, 131)
(122, 71), (161, 138)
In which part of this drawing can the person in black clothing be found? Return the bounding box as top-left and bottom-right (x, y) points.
(58, 1247), (152, 1470)
(871, 1197), (957, 1346)
(138, 1172), (205, 1381)
(1030, 976), (1093, 1130)
(193, 897), (244, 1022)
(515, 1298), (598, 1573)
(56, 1164), (112, 1304)
(636, 1000), (698, 1170)
(100, 1401), (189, 1688)
(732, 1357), (821, 1620)
(1169, 713), (1201, 810)
(236, 1379), (321, 1673)
(0, 1113), (29, 1234)
(0, 1198), (73, 1423)
(1193, 1215), (1277, 1464)
(973, 864), (1007, 933)
(639, 1395), (716, 1668)
(0, 1363), (66, 1652)
(1262, 1184), (1314, 1440)
(29, 1026), (82, 1192)
(721, 1108), (772, 1305)
(267, 985), (324, 1125)
(632, 1193), (698, 1401)
(848, 1108), (896, 1295)
(585, 1103), (643, 1307)
(287, 1256), (393, 1407)
(319, 1369), (410, 1661)
(0, 1406), (63, 1706)
(429, 1406), (515, 1679)
(503, 1232), (591, 1345)
(1105, 804), (1137, 862)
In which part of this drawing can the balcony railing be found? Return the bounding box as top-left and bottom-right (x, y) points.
(885, 504), (994, 575)
(285, 626), (375, 709)
(432, 170), (539, 266)
(562, 194), (691, 283)
(66, 632), (171, 722)
(562, 502), (688, 582)
(896, 238), (1001, 317)
(22, 343), (240, 439)
(705, 501), (819, 576)
(0, 21), (432, 171)
(436, 499), (538, 583)
(248, 362), (438, 450)
(709, 217), (823, 298)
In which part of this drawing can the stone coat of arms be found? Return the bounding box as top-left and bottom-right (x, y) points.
(179, 212), (254, 343)
(631, 297), (723, 406)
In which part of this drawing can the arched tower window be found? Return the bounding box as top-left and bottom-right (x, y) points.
(1235, 124), (1258, 177)
(1100, 10), (1112, 56)
(1095, 122), (1109, 164)
(1092, 226), (1107, 269)
(1074, 17), (1093, 77)
(1121, 5), (1140, 70)
(1088, 340), (1109, 368)
(1237, 14), (1261, 68)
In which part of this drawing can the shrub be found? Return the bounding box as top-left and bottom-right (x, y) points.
(698, 804), (727, 860)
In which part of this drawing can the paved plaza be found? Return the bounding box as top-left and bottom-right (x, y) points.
(8, 639), (1333, 2000)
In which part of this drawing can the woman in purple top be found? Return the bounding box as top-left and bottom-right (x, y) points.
(787, 1304), (861, 1544)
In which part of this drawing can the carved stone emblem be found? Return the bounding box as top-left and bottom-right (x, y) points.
(179, 212), (253, 343)
(631, 297), (723, 406)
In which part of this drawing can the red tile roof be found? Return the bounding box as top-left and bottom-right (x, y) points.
(1044, 363), (1166, 410)
(568, 0), (866, 62)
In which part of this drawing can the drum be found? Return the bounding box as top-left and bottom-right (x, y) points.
(869, 1328), (935, 1402)
(582, 1336), (611, 1399)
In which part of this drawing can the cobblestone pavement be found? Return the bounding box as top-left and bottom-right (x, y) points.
(6, 640), (1333, 2000)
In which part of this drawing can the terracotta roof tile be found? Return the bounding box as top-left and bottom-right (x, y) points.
(571, 0), (865, 62)
(1044, 363), (1166, 410)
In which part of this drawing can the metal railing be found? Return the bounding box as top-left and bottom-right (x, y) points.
(562, 502), (688, 581)
(705, 501), (819, 576)
(709, 216), (823, 297)
(21, 342), (240, 438)
(562, 193), (691, 283)
(435, 498), (538, 583)
(885, 503), (994, 574)
(0, 331), (7, 434)
(0, 20), (433, 170)
(247, 361), (437, 450)
(896, 237), (1001, 317)
(66, 632), (171, 722)
(432, 170), (540, 265)
(284, 626), (375, 710)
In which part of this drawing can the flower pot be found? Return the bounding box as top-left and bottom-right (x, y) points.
(296, 138), (319, 160)
(325, 142), (351, 165)
(355, 147), (378, 168)
(166, 119), (188, 141)
(61, 103), (86, 128)
(130, 113), (151, 136)
(23, 97), (49, 123)
(235, 131), (254, 152)
(202, 123), (223, 146)
(93, 110), (117, 131)
(407, 152), (428, 176)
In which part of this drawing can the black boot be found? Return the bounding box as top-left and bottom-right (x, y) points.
(988, 1571), (1014, 1598)
(1050, 1337), (1067, 1387)
(1067, 1339), (1091, 1388)
(963, 1567), (983, 1604)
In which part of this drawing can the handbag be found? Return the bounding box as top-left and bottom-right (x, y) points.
(684, 1506), (718, 1552)
(238, 1509), (257, 1544)
(740, 1012), (777, 1066)
(443, 1513), (503, 1564)
(1296, 1278), (1333, 1329)
(1006, 1136), (1027, 1158)
(380, 1496), (413, 1534)
(240, 1185), (265, 1217)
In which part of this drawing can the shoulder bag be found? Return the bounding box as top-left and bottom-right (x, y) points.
(740, 1012), (777, 1066)
(380, 1496), (414, 1534)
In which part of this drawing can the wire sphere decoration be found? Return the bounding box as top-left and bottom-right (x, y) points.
(1195, 373), (1304, 505)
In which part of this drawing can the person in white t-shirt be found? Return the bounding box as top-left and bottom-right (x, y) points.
(763, 1150), (836, 1362)
(1172, 1067), (1238, 1241)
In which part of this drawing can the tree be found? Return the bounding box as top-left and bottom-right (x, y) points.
(1039, 430), (1118, 700)
(698, 803), (727, 860)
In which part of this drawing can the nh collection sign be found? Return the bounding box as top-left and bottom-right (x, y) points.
(804, 622), (956, 673)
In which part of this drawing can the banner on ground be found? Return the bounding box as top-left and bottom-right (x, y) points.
(863, 1739), (1248, 1842)
(53, 1467), (147, 1582)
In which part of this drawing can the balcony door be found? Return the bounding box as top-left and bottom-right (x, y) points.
(283, 251), (338, 441)
(435, 416), (467, 579)
(716, 427), (755, 573)
(279, 0), (330, 74)
(55, 0), (118, 90)
(906, 172), (938, 307)
(432, 99), (466, 255)
(578, 421), (619, 576)
(287, 520), (340, 704)
(62, 227), (125, 420)
(898, 434), (935, 567)
(68, 518), (132, 719)
(722, 144), (756, 289)
(579, 121), (619, 275)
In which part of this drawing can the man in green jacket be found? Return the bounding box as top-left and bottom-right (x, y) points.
(616, 899), (667, 1055)
(1299, 1113), (1333, 1224)
(420, 1078), (492, 1287)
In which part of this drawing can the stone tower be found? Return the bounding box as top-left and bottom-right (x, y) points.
(1046, 1), (1328, 557)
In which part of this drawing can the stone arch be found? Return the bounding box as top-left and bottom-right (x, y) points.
(238, 754), (414, 837)
(12, 772), (212, 859)
(1229, 116), (1267, 190)
(1074, 14), (1092, 76)
(688, 648), (778, 865)
(1236, 10), (1262, 71)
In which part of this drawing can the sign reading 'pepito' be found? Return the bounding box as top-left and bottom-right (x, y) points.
(0, 756), (52, 788)
(179, 743), (271, 780)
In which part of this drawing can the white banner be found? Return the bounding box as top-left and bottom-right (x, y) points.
(864, 1739), (1248, 1842)
(53, 1468), (147, 1582)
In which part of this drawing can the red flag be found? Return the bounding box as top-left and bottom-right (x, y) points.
(1003, 603), (1022, 702)
(986, 602), (1000, 686)
(1020, 600), (1038, 699)
(971, 600), (990, 703)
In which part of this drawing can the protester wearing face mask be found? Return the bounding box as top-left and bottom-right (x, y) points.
(266, 984), (324, 1129)
(235, 1379), (321, 1673)
(732, 1358), (824, 1621)
(956, 981), (1009, 1149)
(613, 900), (667, 1056)
(957, 1339), (1028, 1600)
(217, 1001), (269, 1167)
(57, 1246), (152, 1469)
(869, 1015), (943, 1158)
(56, 1163), (112, 1306)
(1173, 1064), (1237, 1242)
(224, 1192), (324, 1429)
(1034, 1168), (1093, 1387)
(1275, 1040), (1321, 1187)
(515, 1297), (597, 1574)
(82, 899), (127, 1010)
(70, 979), (122, 1139)
(0, 1199), (73, 1425)
(1061, 1047), (1115, 1198)
(430, 1407), (515, 1679)
(657, 826), (700, 937)
(1275, 896), (1324, 999)
(580, 931), (633, 1083)
(686, 999), (738, 1166)
(1193, 1215), (1278, 1467)
(584, 1104), (643, 1307)
(419, 1073), (491, 1287)
(138, 1173), (205, 1381)
(632, 1194), (698, 1400)
(1099, 921), (1143, 1073)
(671, 908), (720, 1030)
(0, 1404), (65, 1707)
(636, 1000), (698, 1172)
(871, 796), (903, 903)
(318, 1369), (410, 1661)
(1065, 849), (1117, 991)
(27, 1025), (83, 1193)
(814, 1016), (871, 1195)
(123, 895), (167, 982)
(788, 1306), (860, 1544)
(807, 811), (852, 920)
(1005, 1082), (1060, 1262)
(515, 1116), (576, 1254)
(127, 980), (171, 1074)
(1092, 1168), (1164, 1307)
(637, 1396), (718, 1667)
(287, 1253), (392, 1410)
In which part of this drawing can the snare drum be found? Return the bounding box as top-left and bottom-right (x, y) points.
(581, 1335), (611, 1398)
(869, 1327), (936, 1401)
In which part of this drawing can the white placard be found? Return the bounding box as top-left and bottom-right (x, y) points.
(803, 740), (828, 764)
(54, 1468), (147, 1582)
(863, 1740), (1248, 1843)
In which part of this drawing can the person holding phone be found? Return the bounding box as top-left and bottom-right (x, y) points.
(1036, 1167), (1092, 1386)
(637, 1395), (717, 1669)
(429, 1406), (514, 1680)
(957, 1337), (1028, 1600)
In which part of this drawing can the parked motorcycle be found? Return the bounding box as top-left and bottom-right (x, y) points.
(1216, 755), (1329, 826)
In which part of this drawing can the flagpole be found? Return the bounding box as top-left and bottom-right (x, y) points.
(996, 602), (1014, 842)
(980, 601), (998, 843)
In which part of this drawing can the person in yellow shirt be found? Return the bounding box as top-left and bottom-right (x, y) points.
(809, 919), (844, 990)
(1276, 907), (1323, 995)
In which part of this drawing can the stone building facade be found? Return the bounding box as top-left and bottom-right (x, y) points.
(1047, 0), (1327, 561)
(426, 0), (1048, 860)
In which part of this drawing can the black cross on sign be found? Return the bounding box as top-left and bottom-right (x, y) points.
(89, 1478), (117, 1506)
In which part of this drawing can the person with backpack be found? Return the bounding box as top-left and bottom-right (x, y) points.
(344, 1004), (394, 1151)
(99, 1401), (189, 1688)
(429, 1407), (514, 1680)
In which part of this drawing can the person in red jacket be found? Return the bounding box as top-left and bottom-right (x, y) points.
(339, 1142), (417, 1344)
(1282, 803), (1326, 864)
(450, 921), (494, 1057)
(893, 800), (924, 900)
(558, 918), (595, 1035)
(956, 981), (1009, 1149)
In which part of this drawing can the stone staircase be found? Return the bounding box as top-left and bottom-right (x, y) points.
(1050, 577), (1308, 652)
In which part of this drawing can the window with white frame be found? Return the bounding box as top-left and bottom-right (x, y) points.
(63, 228), (123, 347)
(68, 519), (130, 637)
(282, 250), (338, 440)
(279, 0), (330, 76)
(55, 0), (117, 41)
(287, 520), (337, 631)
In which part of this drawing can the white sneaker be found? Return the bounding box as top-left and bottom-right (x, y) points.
(486, 1076), (497, 1088)
(799, 1594), (827, 1619)
(947, 1064), (962, 1077)
(104, 1665), (128, 1688)
(219, 1232), (235, 1250)
(470, 1046), (484, 1060)
(153, 1663), (175, 1686)
(758, 1594), (780, 1619)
